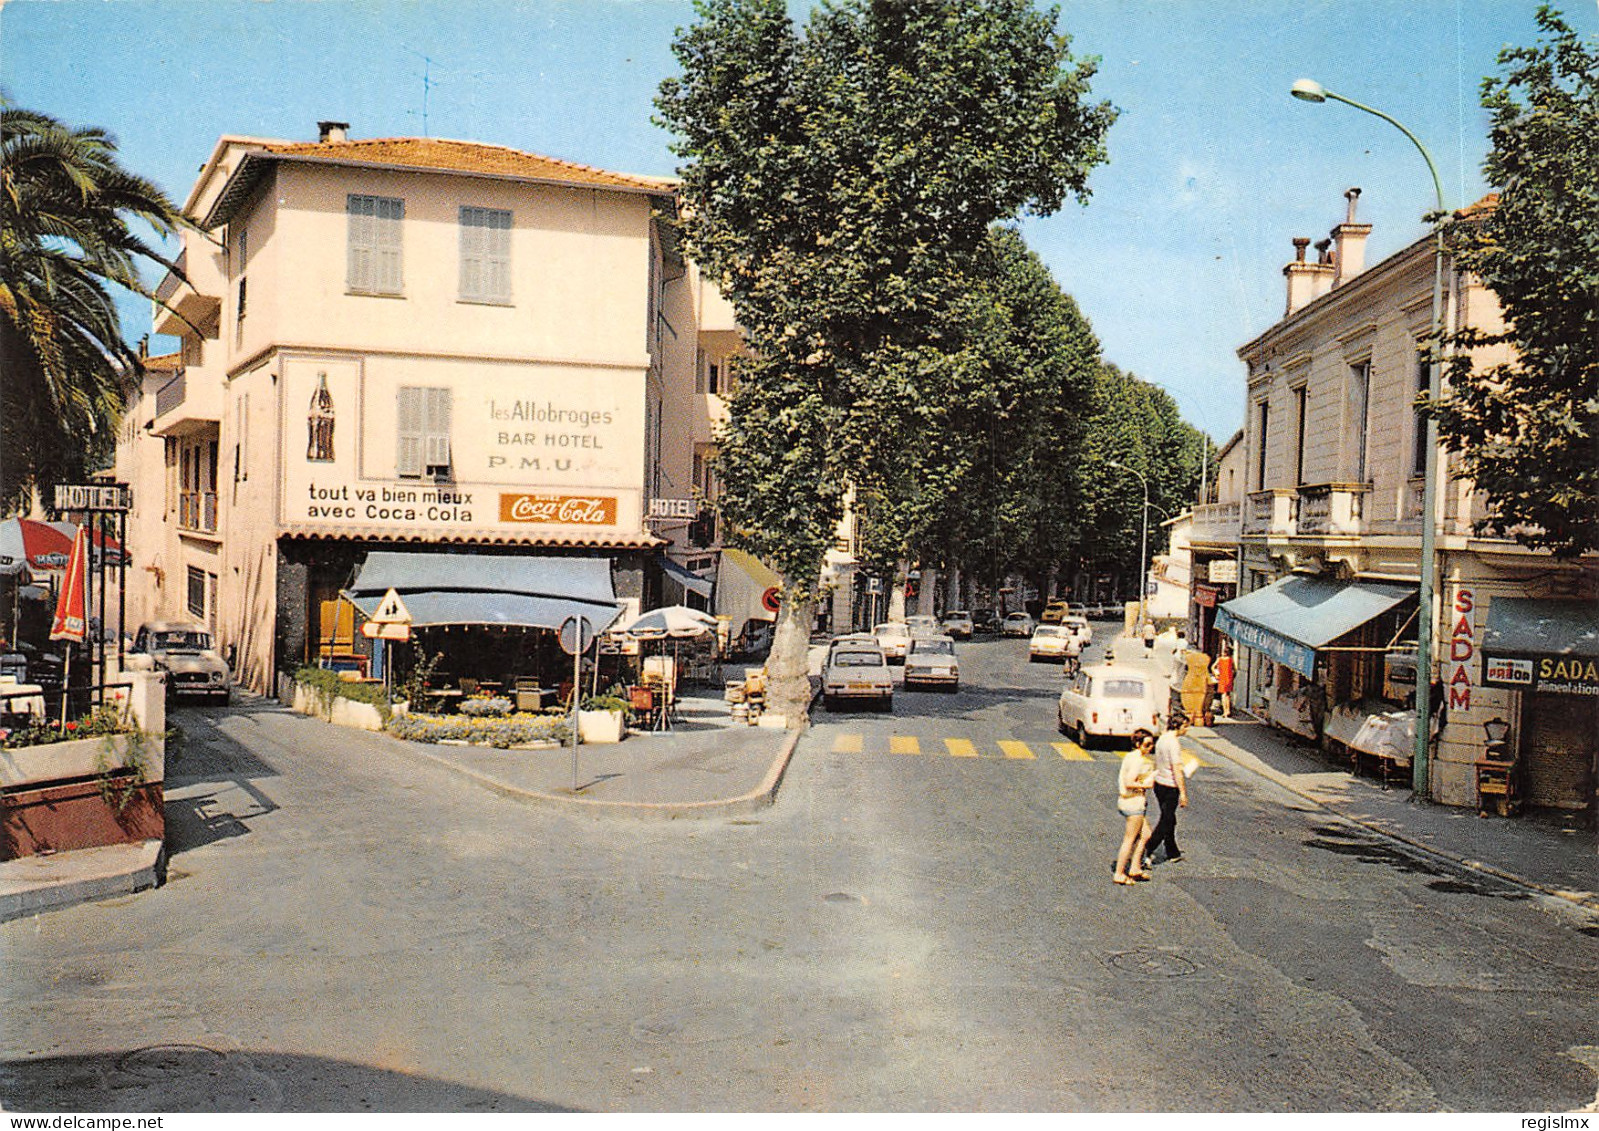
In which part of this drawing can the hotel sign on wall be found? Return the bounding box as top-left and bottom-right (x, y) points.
(277, 356), (643, 537)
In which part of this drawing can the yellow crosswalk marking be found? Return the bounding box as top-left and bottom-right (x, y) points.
(998, 740), (1035, 760)
(1052, 741), (1091, 761)
(945, 738), (979, 758)
(889, 735), (921, 755)
(832, 733), (862, 754)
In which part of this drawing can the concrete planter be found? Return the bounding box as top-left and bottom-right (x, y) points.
(291, 682), (391, 732)
(1, 733), (165, 860)
(578, 709), (627, 745)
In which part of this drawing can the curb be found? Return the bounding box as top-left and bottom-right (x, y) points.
(0, 840), (166, 924)
(1190, 730), (1599, 914)
(385, 717), (811, 822)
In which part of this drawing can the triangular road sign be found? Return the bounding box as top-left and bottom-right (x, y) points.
(371, 587), (413, 625)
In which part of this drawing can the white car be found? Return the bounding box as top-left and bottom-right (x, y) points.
(823, 642), (894, 711)
(904, 634), (959, 691)
(132, 620), (231, 704)
(873, 622), (911, 663)
(1001, 611), (1036, 637)
(940, 610), (974, 639)
(1028, 624), (1073, 662)
(1056, 663), (1164, 748)
(905, 614), (941, 638)
(1062, 615), (1092, 647)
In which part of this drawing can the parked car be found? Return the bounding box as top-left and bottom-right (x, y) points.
(971, 609), (1001, 634)
(1062, 614), (1093, 648)
(905, 614), (940, 638)
(873, 621), (912, 663)
(904, 634), (959, 691)
(822, 641), (893, 711)
(1056, 663), (1164, 748)
(1001, 611), (1036, 637)
(1040, 599), (1071, 624)
(939, 610), (974, 639)
(131, 620), (230, 704)
(1028, 624), (1073, 662)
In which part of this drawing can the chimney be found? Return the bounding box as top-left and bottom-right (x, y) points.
(1331, 187), (1372, 286)
(1284, 236), (1334, 316)
(317, 121), (350, 144)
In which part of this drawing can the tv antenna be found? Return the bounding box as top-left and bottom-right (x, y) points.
(406, 48), (440, 136)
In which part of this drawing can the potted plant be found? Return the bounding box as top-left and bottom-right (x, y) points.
(577, 691), (630, 744)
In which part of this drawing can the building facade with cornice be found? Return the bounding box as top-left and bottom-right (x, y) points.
(1226, 190), (1597, 818)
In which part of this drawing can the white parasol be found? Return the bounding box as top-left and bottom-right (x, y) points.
(622, 605), (719, 640)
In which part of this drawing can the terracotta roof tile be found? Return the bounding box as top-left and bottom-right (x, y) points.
(259, 137), (675, 193)
(142, 352), (183, 373)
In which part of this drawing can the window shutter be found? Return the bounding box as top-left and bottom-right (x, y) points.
(424, 387), (452, 469)
(460, 208), (484, 300)
(396, 386), (424, 476)
(347, 196), (371, 291)
(377, 198), (403, 293)
(486, 210), (511, 301)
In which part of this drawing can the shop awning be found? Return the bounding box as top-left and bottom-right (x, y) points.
(1216, 575), (1414, 679)
(1482, 597), (1599, 695)
(343, 551), (624, 632)
(715, 548), (783, 627)
(661, 556), (713, 599)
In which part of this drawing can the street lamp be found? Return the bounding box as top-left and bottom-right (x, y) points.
(1292, 78), (1448, 799)
(1107, 460), (1150, 632)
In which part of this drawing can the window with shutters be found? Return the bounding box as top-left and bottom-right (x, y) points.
(347, 195), (404, 295)
(459, 206), (512, 303)
(396, 386), (452, 479)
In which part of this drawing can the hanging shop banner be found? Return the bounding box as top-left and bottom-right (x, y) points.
(1215, 605), (1316, 679)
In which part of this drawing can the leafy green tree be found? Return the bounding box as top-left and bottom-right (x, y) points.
(1432, 6), (1599, 558)
(1, 101), (188, 511)
(658, 0), (1115, 719)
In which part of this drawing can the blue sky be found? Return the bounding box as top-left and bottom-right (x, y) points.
(3, 0), (1590, 441)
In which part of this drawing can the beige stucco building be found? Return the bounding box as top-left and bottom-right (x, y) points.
(1222, 189), (1597, 818)
(116, 124), (751, 694)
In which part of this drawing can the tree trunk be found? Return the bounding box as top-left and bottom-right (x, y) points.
(887, 559), (909, 622)
(946, 566), (961, 612)
(919, 567), (939, 617)
(764, 592), (816, 728)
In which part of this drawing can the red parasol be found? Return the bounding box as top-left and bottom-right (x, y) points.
(49, 526), (89, 643)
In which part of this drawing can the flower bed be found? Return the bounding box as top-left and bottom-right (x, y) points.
(387, 711), (570, 749)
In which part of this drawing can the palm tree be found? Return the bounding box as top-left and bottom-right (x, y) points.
(1, 100), (189, 511)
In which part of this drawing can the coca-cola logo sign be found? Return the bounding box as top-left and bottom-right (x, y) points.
(499, 493), (618, 526)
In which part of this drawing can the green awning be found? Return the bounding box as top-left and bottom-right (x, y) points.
(1482, 597), (1599, 695)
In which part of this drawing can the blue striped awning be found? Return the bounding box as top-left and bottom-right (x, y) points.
(1216, 575), (1414, 678)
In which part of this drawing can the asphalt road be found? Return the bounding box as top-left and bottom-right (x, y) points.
(3, 621), (1596, 1112)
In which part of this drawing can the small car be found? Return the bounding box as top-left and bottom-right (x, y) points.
(939, 610), (974, 639)
(1056, 663), (1164, 748)
(970, 609), (1001, 634)
(904, 634), (959, 691)
(873, 622), (912, 663)
(1001, 611), (1036, 637)
(1028, 624), (1073, 662)
(1062, 614), (1093, 647)
(905, 614), (940, 638)
(1040, 599), (1071, 625)
(132, 620), (231, 704)
(822, 642), (893, 711)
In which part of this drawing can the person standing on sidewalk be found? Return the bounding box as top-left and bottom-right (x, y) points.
(1113, 730), (1157, 885)
(1142, 620), (1157, 651)
(1147, 712), (1191, 865)
(1211, 644), (1235, 718)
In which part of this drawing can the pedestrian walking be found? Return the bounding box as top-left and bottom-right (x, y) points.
(1113, 730), (1157, 885)
(1212, 644), (1236, 718)
(1147, 712), (1191, 865)
(1142, 620), (1157, 650)
(1063, 631), (1082, 677)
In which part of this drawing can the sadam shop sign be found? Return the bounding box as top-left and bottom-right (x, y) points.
(1483, 654), (1599, 696)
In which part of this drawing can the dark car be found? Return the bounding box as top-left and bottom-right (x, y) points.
(970, 609), (1001, 634)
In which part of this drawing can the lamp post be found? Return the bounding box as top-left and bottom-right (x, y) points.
(1291, 78), (1448, 798)
(1107, 460), (1150, 632)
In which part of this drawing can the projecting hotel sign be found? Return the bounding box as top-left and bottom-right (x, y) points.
(54, 483), (131, 512)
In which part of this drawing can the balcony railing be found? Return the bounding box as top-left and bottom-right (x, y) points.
(1244, 490), (1297, 536)
(1191, 500), (1242, 544)
(1294, 483), (1368, 537)
(178, 491), (218, 533)
(154, 369), (187, 417)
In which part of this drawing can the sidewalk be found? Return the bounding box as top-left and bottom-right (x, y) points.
(1107, 631), (1598, 913)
